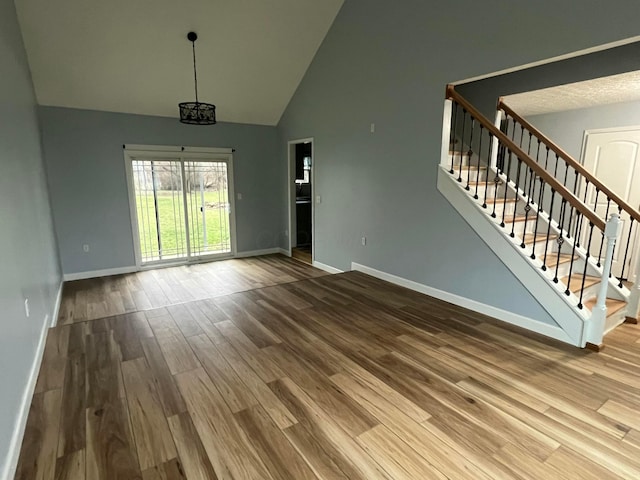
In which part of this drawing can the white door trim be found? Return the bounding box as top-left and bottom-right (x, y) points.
(123, 147), (237, 269)
(287, 137), (315, 262)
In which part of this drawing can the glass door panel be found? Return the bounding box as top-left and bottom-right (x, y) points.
(131, 159), (188, 264)
(184, 160), (232, 257)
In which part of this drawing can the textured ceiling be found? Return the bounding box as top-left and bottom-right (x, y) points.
(503, 70), (640, 116)
(15, 0), (344, 125)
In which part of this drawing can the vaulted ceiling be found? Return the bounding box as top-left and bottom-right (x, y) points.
(15, 0), (344, 125)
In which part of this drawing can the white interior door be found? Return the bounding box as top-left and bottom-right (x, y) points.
(582, 128), (640, 279)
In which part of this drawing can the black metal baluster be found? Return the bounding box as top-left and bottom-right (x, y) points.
(483, 132), (493, 209)
(518, 123), (525, 150)
(521, 167), (535, 248)
(491, 142), (503, 219)
(543, 146), (551, 170)
(597, 198), (611, 267)
(500, 149), (514, 227)
(578, 222), (596, 309)
(474, 125), (484, 200)
(575, 179), (590, 248)
(458, 109), (467, 182)
(534, 139), (541, 168)
(618, 216), (635, 286)
(553, 153), (561, 177)
(564, 212), (582, 296)
(531, 176), (546, 259)
(565, 170), (581, 240)
(449, 102), (458, 174)
(553, 199), (568, 283)
(510, 156), (523, 238)
(465, 118), (475, 190)
(542, 190), (556, 270)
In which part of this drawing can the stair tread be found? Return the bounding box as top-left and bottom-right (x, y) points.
(546, 254), (577, 268)
(560, 273), (600, 293)
(524, 234), (558, 244)
(584, 297), (627, 317)
(485, 198), (518, 204)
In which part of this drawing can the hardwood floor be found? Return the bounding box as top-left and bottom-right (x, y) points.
(57, 254), (328, 324)
(15, 257), (640, 479)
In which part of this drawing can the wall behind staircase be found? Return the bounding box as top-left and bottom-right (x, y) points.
(277, 0), (640, 326)
(526, 100), (640, 160)
(0, 0), (62, 475)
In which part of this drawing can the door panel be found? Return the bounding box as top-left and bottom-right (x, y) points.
(583, 130), (640, 279)
(184, 160), (232, 258)
(131, 159), (188, 264)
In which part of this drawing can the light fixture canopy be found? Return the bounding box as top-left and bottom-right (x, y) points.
(179, 31), (216, 125)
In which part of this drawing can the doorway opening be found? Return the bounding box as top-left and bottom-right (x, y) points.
(124, 146), (236, 268)
(288, 138), (313, 265)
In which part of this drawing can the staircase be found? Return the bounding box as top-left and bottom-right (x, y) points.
(438, 86), (640, 349)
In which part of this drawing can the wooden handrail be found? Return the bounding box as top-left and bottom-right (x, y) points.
(446, 85), (606, 232)
(498, 99), (640, 225)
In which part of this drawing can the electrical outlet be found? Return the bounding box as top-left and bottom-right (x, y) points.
(316, 195), (322, 204)
(83, 244), (90, 253)
(284, 230), (288, 237)
(361, 236), (367, 246)
(24, 298), (30, 318)
(237, 193), (243, 200)
(370, 123), (376, 133)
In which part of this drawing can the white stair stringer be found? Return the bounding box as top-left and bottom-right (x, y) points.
(438, 166), (589, 347)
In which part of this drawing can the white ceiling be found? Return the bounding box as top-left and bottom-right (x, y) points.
(503, 70), (640, 117)
(15, 0), (344, 125)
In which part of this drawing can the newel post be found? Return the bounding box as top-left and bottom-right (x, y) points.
(490, 109), (503, 170)
(586, 213), (622, 348)
(626, 247), (640, 323)
(441, 99), (453, 168)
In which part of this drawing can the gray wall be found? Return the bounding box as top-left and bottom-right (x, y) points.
(0, 0), (61, 474)
(527, 100), (640, 160)
(39, 107), (280, 275)
(277, 0), (640, 325)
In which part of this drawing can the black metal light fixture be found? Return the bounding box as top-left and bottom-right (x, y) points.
(179, 31), (216, 125)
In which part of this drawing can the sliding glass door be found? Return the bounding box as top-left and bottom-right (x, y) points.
(126, 149), (235, 267)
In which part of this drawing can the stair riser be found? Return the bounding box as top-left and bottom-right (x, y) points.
(500, 220), (537, 236)
(448, 153), (470, 168)
(474, 183), (510, 200)
(525, 238), (557, 257)
(548, 260), (586, 279)
(605, 310), (628, 332)
(569, 282), (601, 302)
(490, 201), (519, 217)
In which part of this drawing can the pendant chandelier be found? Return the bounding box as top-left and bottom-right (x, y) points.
(179, 31), (216, 125)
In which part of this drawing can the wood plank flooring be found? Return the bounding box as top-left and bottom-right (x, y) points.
(16, 256), (640, 479)
(57, 255), (328, 324)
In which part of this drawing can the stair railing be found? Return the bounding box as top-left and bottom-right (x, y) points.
(444, 85), (622, 345)
(498, 100), (640, 322)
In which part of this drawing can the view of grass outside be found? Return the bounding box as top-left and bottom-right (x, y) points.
(136, 190), (230, 262)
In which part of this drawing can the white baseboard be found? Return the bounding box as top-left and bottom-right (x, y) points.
(313, 261), (343, 274)
(63, 265), (138, 281)
(1, 314), (50, 480)
(50, 280), (64, 328)
(351, 262), (573, 345)
(235, 248), (285, 258)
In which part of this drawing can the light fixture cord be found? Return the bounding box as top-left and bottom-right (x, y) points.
(192, 40), (199, 103)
